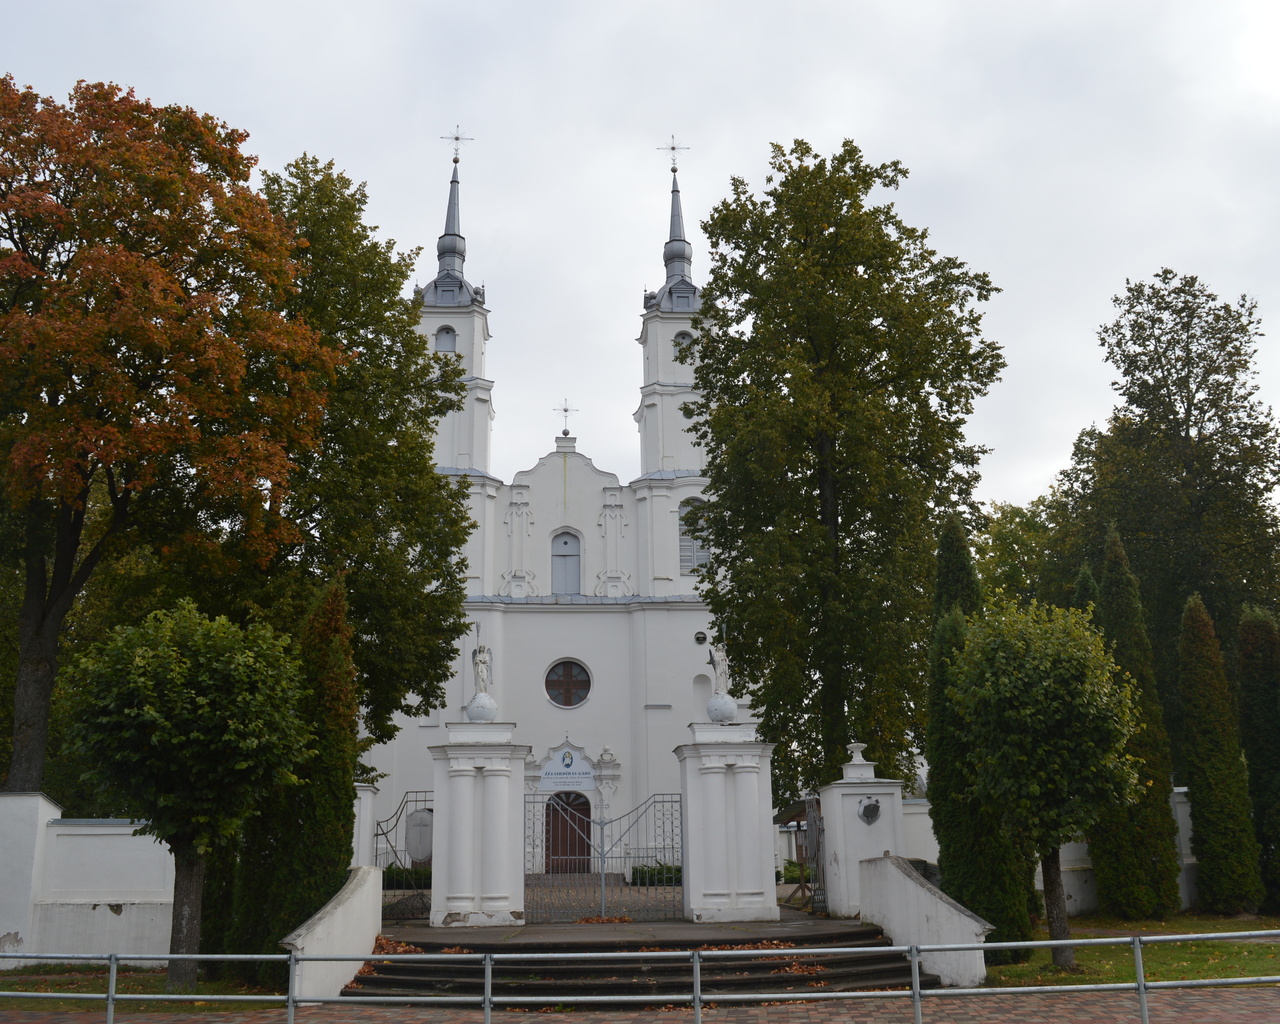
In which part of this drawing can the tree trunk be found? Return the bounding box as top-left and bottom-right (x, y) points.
(1041, 846), (1076, 969)
(167, 844), (208, 993)
(7, 633), (60, 792)
(5, 578), (64, 792)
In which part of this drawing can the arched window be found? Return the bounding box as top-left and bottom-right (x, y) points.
(679, 499), (710, 575)
(551, 531), (581, 594)
(435, 326), (457, 352)
(545, 660), (591, 707)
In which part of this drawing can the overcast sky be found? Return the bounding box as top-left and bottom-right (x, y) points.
(6, 1), (1280, 507)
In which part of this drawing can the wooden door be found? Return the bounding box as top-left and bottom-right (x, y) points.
(545, 792), (591, 873)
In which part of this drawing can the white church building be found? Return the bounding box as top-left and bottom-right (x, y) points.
(367, 158), (743, 860)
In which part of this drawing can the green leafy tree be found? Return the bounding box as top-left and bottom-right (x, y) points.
(1180, 595), (1265, 912)
(227, 580), (358, 982)
(971, 500), (1052, 606)
(1236, 606), (1280, 910)
(1056, 270), (1280, 768)
(169, 155), (471, 741)
(1085, 527), (1181, 918)
(0, 79), (335, 791)
(38, 156), (473, 790)
(926, 516), (1031, 962)
(953, 598), (1137, 968)
(683, 140), (1004, 793)
(66, 601), (310, 991)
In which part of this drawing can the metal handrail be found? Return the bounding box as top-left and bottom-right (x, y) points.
(4, 929), (1279, 1024)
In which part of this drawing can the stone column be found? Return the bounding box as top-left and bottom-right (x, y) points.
(819, 742), (906, 918)
(429, 722), (531, 927)
(675, 722), (779, 922)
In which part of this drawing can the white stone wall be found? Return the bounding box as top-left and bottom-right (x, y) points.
(0, 795), (172, 963)
(281, 866), (382, 1000)
(860, 856), (991, 988)
(1, 790), (381, 964)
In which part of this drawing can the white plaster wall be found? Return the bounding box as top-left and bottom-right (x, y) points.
(32, 901), (171, 957)
(368, 596), (713, 828)
(0, 792), (61, 957)
(900, 799), (940, 863)
(860, 856), (992, 988)
(281, 866), (382, 1001)
(42, 821), (173, 899)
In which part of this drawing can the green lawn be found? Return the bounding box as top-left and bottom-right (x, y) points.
(0, 964), (285, 1013)
(984, 913), (1280, 988)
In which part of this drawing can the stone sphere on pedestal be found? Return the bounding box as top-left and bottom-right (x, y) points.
(465, 692), (498, 722)
(706, 691), (737, 723)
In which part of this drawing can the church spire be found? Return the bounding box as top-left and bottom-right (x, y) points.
(436, 160), (466, 277)
(644, 160), (699, 315)
(421, 154), (483, 308)
(662, 168), (693, 284)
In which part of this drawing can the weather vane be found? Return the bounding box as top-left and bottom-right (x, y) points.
(658, 135), (688, 172)
(441, 125), (473, 162)
(554, 398), (579, 437)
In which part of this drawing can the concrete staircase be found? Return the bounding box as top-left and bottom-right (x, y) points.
(345, 924), (940, 1007)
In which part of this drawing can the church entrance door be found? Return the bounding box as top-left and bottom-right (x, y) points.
(545, 791), (591, 873)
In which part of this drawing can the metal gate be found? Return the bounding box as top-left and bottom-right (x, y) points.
(524, 792), (683, 922)
(804, 794), (828, 914)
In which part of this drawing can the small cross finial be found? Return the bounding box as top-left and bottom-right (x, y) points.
(441, 125), (473, 163)
(554, 398), (579, 436)
(658, 134), (689, 172)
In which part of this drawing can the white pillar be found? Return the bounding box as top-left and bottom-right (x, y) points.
(819, 743), (906, 918)
(429, 722), (531, 927)
(480, 765), (511, 911)
(350, 783), (378, 867)
(675, 722), (779, 922)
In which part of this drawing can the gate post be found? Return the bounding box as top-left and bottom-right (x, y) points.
(675, 722), (780, 922)
(819, 742), (905, 917)
(429, 722), (532, 926)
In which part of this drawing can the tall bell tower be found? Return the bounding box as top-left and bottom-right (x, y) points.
(420, 156), (494, 477)
(634, 166), (704, 477)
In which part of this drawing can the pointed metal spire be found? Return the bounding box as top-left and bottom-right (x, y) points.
(663, 168), (693, 283)
(436, 160), (466, 276)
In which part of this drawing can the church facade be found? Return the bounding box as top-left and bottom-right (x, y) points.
(367, 161), (740, 837)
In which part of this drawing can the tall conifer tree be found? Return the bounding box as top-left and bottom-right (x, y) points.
(1073, 563), (1100, 612)
(228, 581), (359, 982)
(927, 515), (1030, 961)
(1086, 527), (1181, 917)
(1237, 606), (1280, 910)
(1179, 595), (1263, 912)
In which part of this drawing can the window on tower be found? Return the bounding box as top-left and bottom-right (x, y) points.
(436, 326), (457, 352)
(679, 499), (710, 575)
(551, 531), (581, 594)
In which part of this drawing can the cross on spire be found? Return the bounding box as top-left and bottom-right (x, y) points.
(658, 135), (689, 172)
(441, 125), (473, 163)
(554, 398), (579, 436)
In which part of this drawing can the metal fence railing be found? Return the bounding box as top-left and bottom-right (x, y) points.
(4, 929), (1279, 1024)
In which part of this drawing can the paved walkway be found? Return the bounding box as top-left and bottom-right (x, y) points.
(3, 989), (1280, 1023)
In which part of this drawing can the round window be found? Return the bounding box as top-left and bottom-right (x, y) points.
(545, 661), (591, 707)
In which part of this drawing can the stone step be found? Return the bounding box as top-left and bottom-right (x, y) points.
(344, 928), (940, 1005)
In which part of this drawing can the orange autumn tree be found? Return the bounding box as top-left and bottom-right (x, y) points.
(0, 77), (338, 791)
